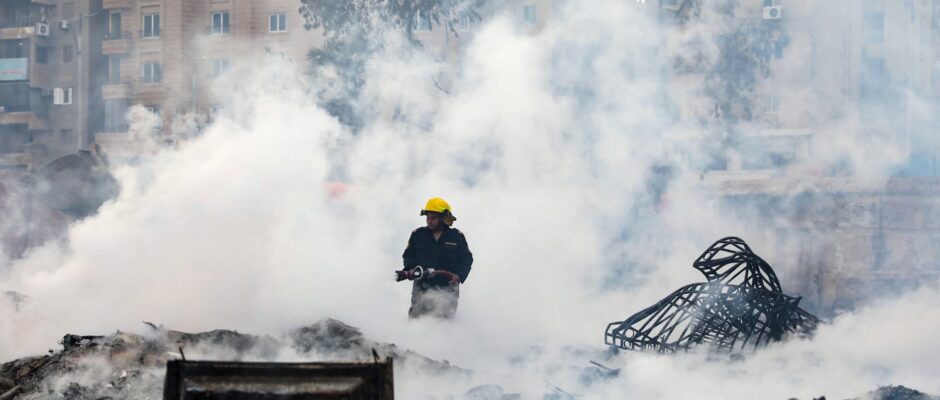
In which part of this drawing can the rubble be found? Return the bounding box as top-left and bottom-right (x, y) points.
(606, 237), (820, 353)
(0, 319), (462, 399)
(853, 385), (940, 400)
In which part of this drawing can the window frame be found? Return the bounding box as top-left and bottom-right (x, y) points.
(210, 58), (230, 77)
(142, 13), (160, 38)
(141, 61), (162, 84)
(108, 11), (122, 39)
(53, 87), (72, 105)
(62, 45), (73, 63)
(108, 55), (122, 84)
(522, 4), (537, 25)
(36, 46), (50, 64)
(211, 11), (230, 34)
(269, 12), (287, 32)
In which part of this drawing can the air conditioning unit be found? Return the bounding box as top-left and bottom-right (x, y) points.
(59, 20), (69, 29)
(763, 6), (783, 20)
(36, 21), (50, 36)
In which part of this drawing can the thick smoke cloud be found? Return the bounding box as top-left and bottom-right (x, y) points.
(1, 0), (938, 398)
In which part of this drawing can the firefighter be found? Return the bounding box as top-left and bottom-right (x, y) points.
(399, 197), (473, 319)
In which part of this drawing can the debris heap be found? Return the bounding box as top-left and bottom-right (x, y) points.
(0, 319), (461, 399)
(605, 237), (819, 353)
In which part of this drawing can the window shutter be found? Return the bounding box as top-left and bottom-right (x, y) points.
(53, 87), (63, 105)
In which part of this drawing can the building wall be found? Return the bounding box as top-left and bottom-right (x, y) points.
(0, 0), (98, 170)
(92, 0), (326, 157)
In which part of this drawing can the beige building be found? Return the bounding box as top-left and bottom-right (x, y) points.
(693, 0), (940, 312)
(93, 0), (325, 154)
(0, 0), (99, 170)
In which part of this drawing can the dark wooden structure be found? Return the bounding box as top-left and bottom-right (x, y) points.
(163, 359), (394, 399)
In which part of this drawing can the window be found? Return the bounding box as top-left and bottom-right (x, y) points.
(36, 46), (50, 64)
(62, 45), (73, 62)
(104, 99), (129, 132)
(141, 61), (161, 84)
(523, 4), (537, 25)
(211, 58), (230, 77)
(212, 11), (230, 34)
(146, 105), (163, 131)
(860, 56), (887, 99)
(269, 12), (286, 32)
(0, 40), (27, 58)
(0, 83), (31, 111)
(108, 55), (121, 84)
(763, 0), (783, 6)
(108, 12), (122, 39)
(760, 94), (781, 114)
(864, 10), (885, 43)
(53, 87), (72, 105)
(142, 13), (160, 38)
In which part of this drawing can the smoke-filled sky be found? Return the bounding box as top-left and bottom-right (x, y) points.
(2, 1), (939, 398)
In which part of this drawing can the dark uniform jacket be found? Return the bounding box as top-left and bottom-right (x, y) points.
(402, 226), (473, 288)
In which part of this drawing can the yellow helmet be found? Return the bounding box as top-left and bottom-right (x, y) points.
(420, 197), (457, 225)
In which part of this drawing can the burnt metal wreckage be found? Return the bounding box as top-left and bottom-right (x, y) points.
(606, 237), (820, 353)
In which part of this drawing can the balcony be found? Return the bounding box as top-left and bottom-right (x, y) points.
(0, 110), (46, 130)
(136, 84), (166, 98)
(102, 34), (131, 55)
(101, 83), (130, 99)
(102, 0), (129, 10)
(0, 152), (31, 169)
(0, 26), (36, 40)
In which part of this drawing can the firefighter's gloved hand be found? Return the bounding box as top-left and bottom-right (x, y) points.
(432, 270), (460, 285)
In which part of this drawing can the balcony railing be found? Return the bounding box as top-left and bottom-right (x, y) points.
(102, 0), (129, 10)
(101, 83), (130, 99)
(102, 35), (130, 55)
(104, 30), (131, 40)
(0, 19), (42, 30)
(0, 104), (32, 113)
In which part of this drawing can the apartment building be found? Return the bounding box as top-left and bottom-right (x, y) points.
(92, 0), (325, 155)
(0, 0), (99, 170)
(693, 0), (940, 312)
(741, 0), (940, 175)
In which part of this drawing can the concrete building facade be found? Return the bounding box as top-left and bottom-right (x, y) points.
(690, 0), (940, 312)
(93, 0), (325, 155)
(0, 0), (100, 170)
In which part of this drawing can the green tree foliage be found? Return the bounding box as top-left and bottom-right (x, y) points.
(299, 0), (485, 41)
(299, 0), (484, 131)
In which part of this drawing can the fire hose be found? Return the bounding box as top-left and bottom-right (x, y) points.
(394, 266), (459, 285)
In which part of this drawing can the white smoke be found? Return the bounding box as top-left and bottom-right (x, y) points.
(1, 0), (939, 399)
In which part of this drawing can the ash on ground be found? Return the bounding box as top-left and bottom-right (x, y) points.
(0, 318), (461, 399)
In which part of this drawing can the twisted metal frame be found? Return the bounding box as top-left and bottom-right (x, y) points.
(606, 237), (819, 353)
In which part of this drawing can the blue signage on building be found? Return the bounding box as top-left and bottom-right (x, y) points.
(0, 58), (29, 81)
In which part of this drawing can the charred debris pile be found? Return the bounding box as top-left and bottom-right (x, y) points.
(0, 319), (459, 399)
(606, 237), (820, 353)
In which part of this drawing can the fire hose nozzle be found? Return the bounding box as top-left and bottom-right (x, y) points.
(395, 266), (436, 282)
